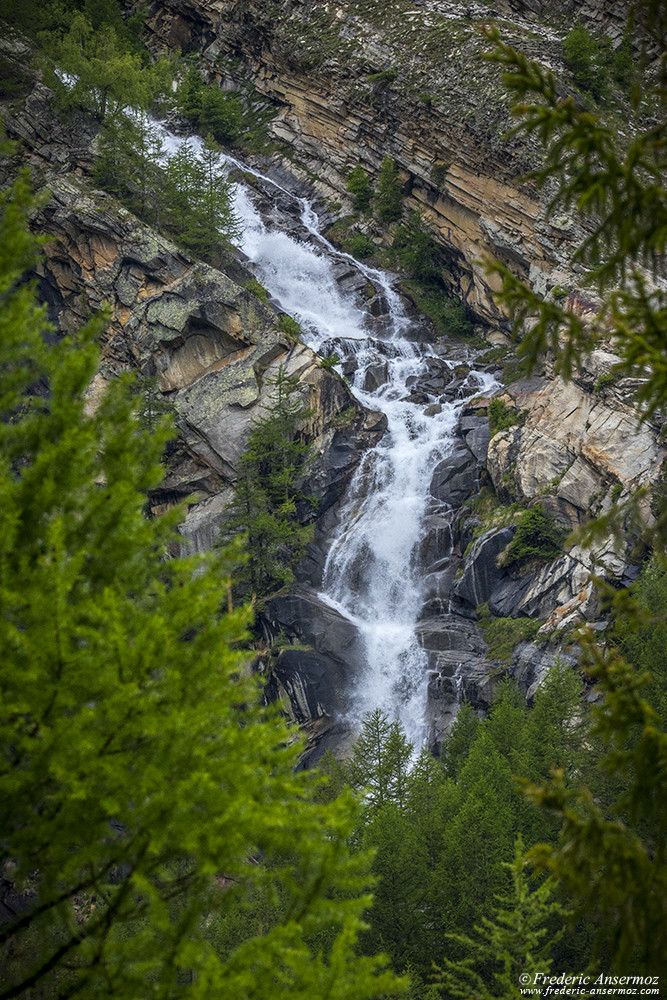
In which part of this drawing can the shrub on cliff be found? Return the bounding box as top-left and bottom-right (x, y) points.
(347, 165), (373, 212)
(0, 172), (399, 1000)
(498, 504), (565, 568)
(374, 156), (403, 222)
(563, 23), (609, 102)
(488, 397), (525, 436)
(393, 210), (442, 283)
(178, 67), (243, 143)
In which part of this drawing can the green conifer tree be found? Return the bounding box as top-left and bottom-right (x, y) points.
(178, 66), (206, 122)
(194, 135), (243, 260)
(523, 642), (667, 974)
(347, 165), (372, 212)
(437, 837), (565, 1000)
(162, 137), (241, 262)
(0, 173), (400, 1000)
(393, 210), (442, 283)
(52, 14), (165, 119)
(93, 111), (164, 226)
(434, 730), (518, 940)
(440, 702), (480, 780)
(177, 68), (243, 143)
(344, 710), (413, 815)
(522, 658), (587, 782)
(199, 86), (243, 143)
(374, 157), (403, 222)
(405, 748), (452, 871)
(222, 365), (314, 602)
(360, 804), (429, 971)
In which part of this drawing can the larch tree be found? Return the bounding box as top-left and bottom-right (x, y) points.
(437, 837), (565, 1000)
(374, 157), (403, 223)
(481, 0), (667, 973)
(343, 709), (413, 816)
(51, 14), (164, 120)
(0, 171), (400, 1000)
(221, 364), (314, 604)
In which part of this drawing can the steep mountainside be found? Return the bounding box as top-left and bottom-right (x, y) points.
(134, 0), (637, 325)
(2, 72), (386, 556)
(3, 0), (662, 754)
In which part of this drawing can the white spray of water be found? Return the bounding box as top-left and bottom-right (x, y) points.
(154, 120), (496, 744)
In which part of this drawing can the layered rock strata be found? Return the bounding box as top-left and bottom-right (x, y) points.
(4, 8), (661, 752)
(3, 78), (385, 554)
(132, 0), (635, 328)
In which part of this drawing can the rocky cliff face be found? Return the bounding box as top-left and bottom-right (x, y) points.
(131, 0), (637, 329)
(2, 76), (386, 556)
(3, 2), (661, 755)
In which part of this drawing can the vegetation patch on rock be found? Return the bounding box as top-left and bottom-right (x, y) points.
(476, 602), (543, 664)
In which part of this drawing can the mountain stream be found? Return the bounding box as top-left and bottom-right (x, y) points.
(159, 125), (496, 747)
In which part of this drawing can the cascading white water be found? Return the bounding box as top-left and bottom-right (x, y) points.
(154, 120), (495, 744)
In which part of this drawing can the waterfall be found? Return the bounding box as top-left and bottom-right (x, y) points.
(155, 121), (496, 745)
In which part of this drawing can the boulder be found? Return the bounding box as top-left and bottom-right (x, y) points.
(462, 420), (491, 463)
(265, 649), (346, 724)
(362, 360), (389, 392)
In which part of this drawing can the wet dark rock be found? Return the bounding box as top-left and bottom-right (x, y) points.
(417, 614), (486, 654)
(459, 414), (491, 463)
(265, 648), (345, 724)
(485, 572), (537, 618)
(295, 541), (327, 588)
(424, 613), (497, 735)
(465, 423), (491, 463)
(420, 560), (460, 617)
(457, 514), (482, 553)
(299, 416), (386, 521)
(297, 720), (355, 770)
(429, 446), (479, 508)
(265, 588), (364, 685)
(419, 515), (454, 568)
(489, 554), (585, 620)
(363, 360), (389, 391)
(262, 587), (366, 730)
(453, 526), (515, 608)
(403, 390), (431, 404)
(439, 378), (466, 402)
(369, 294), (390, 318)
